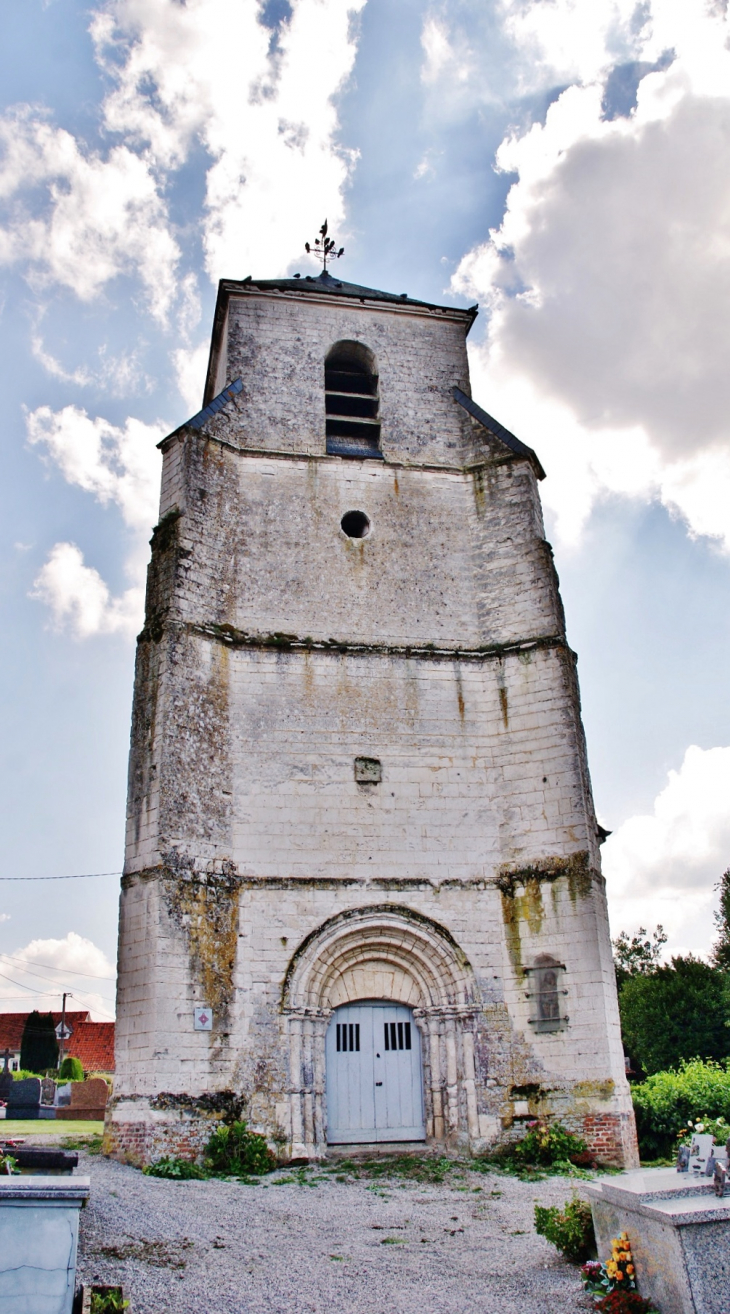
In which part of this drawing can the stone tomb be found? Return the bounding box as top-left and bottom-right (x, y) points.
(6, 1077), (55, 1120)
(0, 1175), (90, 1314)
(586, 1166), (730, 1314)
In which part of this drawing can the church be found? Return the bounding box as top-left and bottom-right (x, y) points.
(106, 262), (638, 1167)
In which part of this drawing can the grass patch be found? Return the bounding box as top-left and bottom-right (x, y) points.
(0, 1120), (104, 1137)
(61, 1132), (103, 1154)
(328, 1154), (464, 1185)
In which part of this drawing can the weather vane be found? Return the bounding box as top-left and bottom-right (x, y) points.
(305, 219), (344, 272)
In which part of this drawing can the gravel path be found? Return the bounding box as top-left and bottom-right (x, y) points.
(75, 1151), (594, 1314)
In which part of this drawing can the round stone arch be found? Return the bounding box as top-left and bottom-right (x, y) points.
(281, 905), (483, 1157)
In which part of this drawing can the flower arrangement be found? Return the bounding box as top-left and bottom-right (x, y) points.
(675, 1115), (728, 1148)
(582, 1234), (636, 1299)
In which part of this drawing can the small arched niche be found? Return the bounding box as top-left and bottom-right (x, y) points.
(325, 340), (382, 459)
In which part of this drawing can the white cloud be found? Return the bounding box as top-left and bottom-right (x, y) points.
(27, 405), (164, 638)
(0, 931), (115, 1021)
(0, 913), (10, 924)
(30, 542), (144, 640)
(172, 342), (210, 415)
(18, 931), (113, 980)
(93, 0), (367, 283)
(602, 745), (730, 956)
(500, 0), (648, 90)
(31, 334), (153, 396)
(421, 16), (474, 87)
(455, 5), (730, 550)
(0, 107), (179, 321)
(27, 404), (162, 534)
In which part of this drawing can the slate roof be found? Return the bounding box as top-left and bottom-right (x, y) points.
(0, 1010), (115, 1074)
(224, 269), (479, 319)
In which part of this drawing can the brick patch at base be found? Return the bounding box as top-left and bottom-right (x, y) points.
(582, 1112), (639, 1169)
(103, 1113), (222, 1167)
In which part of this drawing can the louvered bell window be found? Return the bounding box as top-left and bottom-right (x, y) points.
(325, 340), (382, 459)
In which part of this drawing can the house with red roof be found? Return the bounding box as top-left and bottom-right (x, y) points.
(0, 1010), (114, 1074)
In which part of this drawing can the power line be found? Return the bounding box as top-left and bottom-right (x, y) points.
(0, 968), (115, 1019)
(0, 960), (116, 1004)
(0, 952), (116, 981)
(0, 871), (122, 882)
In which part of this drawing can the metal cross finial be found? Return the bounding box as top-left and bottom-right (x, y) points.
(305, 219), (344, 272)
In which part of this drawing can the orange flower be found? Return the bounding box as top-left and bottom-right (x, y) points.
(627, 1265), (634, 1275)
(616, 1271), (624, 1281)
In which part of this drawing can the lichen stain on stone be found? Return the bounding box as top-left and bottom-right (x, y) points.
(571, 1079), (615, 1102)
(498, 686), (509, 728)
(301, 648), (315, 704)
(499, 880), (544, 968)
(497, 852), (592, 967)
(161, 861), (242, 1027)
(454, 667), (466, 723)
(471, 466), (486, 517)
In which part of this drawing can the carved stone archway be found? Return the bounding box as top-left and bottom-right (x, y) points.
(281, 905), (483, 1157)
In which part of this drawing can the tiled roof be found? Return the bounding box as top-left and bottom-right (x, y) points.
(0, 1011), (115, 1073)
(68, 1020), (115, 1073)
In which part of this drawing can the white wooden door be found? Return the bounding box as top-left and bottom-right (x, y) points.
(326, 1003), (425, 1144)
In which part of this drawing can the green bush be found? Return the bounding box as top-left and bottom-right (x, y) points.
(143, 1156), (207, 1180)
(534, 1196), (595, 1262)
(632, 1059), (730, 1159)
(58, 1056), (84, 1082)
(204, 1120), (276, 1177)
(511, 1119), (587, 1168)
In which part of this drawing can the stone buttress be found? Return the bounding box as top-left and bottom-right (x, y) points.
(106, 271), (638, 1168)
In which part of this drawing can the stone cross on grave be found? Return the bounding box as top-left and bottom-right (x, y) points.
(0, 1048), (13, 1099)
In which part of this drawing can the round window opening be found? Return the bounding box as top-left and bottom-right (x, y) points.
(341, 510), (370, 539)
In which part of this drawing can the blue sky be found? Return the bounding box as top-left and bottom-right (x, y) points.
(1, 0), (729, 1017)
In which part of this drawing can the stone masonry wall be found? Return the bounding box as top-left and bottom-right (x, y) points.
(112, 285), (637, 1167)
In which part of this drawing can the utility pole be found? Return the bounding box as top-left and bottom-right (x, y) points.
(58, 992), (71, 1069)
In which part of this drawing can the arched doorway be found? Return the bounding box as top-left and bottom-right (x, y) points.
(325, 1002), (425, 1144)
(282, 905), (482, 1158)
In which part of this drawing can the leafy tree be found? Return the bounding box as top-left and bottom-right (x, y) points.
(619, 956), (729, 1075)
(612, 925), (667, 989)
(711, 868), (730, 971)
(19, 1011), (58, 1073)
(58, 1055), (84, 1082)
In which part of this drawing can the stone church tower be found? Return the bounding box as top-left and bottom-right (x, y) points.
(107, 269), (638, 1167)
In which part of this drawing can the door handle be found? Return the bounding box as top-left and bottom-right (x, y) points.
(375, 1081), (383, 1087)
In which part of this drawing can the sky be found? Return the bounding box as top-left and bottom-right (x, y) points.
(1, 0), (729, 1020)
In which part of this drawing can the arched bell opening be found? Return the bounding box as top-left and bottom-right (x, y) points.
(324, 340), (382, 459)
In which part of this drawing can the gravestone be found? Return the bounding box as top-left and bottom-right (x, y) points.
(41, 1078), (56, 1106)
(55, 1078), (107, 1121)
(6, 1077), (55, 1121)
